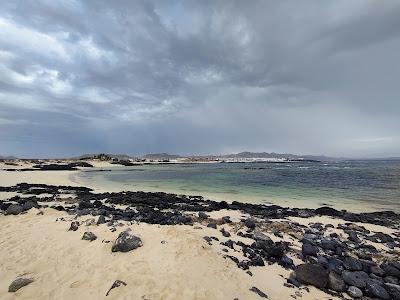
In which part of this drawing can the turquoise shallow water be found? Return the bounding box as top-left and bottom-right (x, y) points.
(76, 160), (400, 213)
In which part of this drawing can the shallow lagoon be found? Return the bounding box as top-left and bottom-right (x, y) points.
(76, 160), (400, 213)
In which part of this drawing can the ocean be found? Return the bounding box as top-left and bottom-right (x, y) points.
(76, 160), (400, 213)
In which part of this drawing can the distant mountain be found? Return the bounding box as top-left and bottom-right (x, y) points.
(0, 155), (18, 160)
(142, 153), (183, 160)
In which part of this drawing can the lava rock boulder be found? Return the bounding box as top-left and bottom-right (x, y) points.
(112, 230), (143, 253)
(295, 263), (328, 288)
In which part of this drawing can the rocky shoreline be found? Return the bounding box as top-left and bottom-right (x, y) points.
(1, 183), (400, 299)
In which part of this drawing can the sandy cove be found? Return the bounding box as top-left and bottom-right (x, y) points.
(1, 162), (400, 300)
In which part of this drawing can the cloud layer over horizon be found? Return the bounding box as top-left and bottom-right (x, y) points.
(1, 0), (400, 158)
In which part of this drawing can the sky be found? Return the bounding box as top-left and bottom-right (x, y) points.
(0, 0), (400, 158)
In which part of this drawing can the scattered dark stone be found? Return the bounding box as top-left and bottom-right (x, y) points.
(69, 221), (79, 231)
(315, 206), (342, 217)
(222, 239), (235, 249)
(365, 280), (390, 299)
(32, 164), (78, 170)
(343, 256), (363, 271)
(198, 212), (209, 219)
(238, 260), (250, 270)
(93, 200), (102, 208)
(384, 276), (399, 284)
(6, 204), (23, 215)
(220, 228), (231, 237)
(390, 262), (400, 270)
(302, 243), (318, 257)
(225, 255), (239, 264)
(348, 231), (362, 243)
(368, 232), (394, 243)
(287, 277), (301, 288)
(111, 230), (142, 252)
(22, 200), (39, 211)
(280, 255), (294, 269)
(249, 287), (268, 298)
(79, 201), (94, 209)
(371, 273), (385, 283)
(8, 277), (34, 292)
(82, 231), (97, 241)
(244, 218), (256, 229)
(295, 263), (328, 288)
(385, 283), (400, 300)
(68, 161), (94, 168)
(203, 236), (213, 244)
(110, 160), (135, 166)
(328, 271), (346, 292)
(317, 256), (329, 268)
(347, 285), (363, 298)
(253, 231), (272, 243)
(0, 201), (12, 211)
(320, 238), (339, 251)
(265, 242), (285, 259)
(106, 280), (127, 296)
(207, 223), (217, 229)
(97, 215), (106, 225)
(222, 216), (232, 223)
(342, 271), (369, 288)
(381, 263), (400, 277)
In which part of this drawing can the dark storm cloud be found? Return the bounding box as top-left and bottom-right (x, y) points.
(0, 0), (399, 157)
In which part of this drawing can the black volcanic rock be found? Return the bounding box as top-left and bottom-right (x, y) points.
(347, 285), (363, 298)
(343, 256), (363, 271)
(8, 277), (34, 292)
(244, 218), (256, 229)
(315, 206), (342, 217)
(198, 211), (209, 219)
(302, 243), (318, 257)
(385, 283), (400, 300)
(365, 280), (390, 299)
(22, 200), (39, 211)
(97, 215), (106, 225)
(32, 164), (77, 170)
(69, 221), (79, 231)
(295, 263), (328, 288)
(112, 230), (142, 252)
(249, 286), (268, 298)
(342, 270), (369, 288)
(328, 271), (346, 292)
(82, 231), (97, 241)
(6, 204), (23, 215)
(381, 263), (400, 277)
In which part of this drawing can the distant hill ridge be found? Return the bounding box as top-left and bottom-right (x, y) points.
(0, 155), (18, 160)
(2, 152), (338, 161)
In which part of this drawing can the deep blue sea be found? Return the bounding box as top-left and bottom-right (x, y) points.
(76, 160), (400, 212)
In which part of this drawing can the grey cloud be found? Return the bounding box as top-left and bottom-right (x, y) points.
(0, 0), (399, 157)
